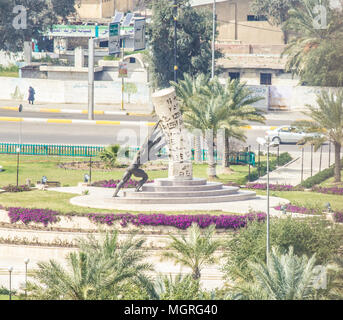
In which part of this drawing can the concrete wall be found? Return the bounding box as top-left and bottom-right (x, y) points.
(195, 0), (284, 45)
(0, 51), (24, 67)
(0, 77), (149, 105)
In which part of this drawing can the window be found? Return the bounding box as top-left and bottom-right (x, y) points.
(247, 15), (268, 21)
(229, 72), (240, 81)
(260, 73), (272, 85)
(129, 57), (136, 63)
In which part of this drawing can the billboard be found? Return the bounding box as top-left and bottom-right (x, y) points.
(109, 22), (120, 55)
(118, 61), (128, 78)
(133, 19), (146, 51)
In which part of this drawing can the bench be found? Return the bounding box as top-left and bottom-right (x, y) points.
(36, 181), (61, 188)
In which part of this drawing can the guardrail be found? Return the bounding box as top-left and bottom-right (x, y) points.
(0, 143), (255, 165)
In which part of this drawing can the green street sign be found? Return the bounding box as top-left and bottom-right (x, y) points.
(109, 23), (119, 36)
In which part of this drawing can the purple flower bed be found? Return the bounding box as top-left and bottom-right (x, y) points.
(91, 179), (154, 188)
(311, 186), (343, 196)
(8, 207), (59, 227)
(87, 212), (267, 230)
(3, 185), (31, 193)
(333, 212), (343, 223)
(274, 204), (319, 215)
(246, 183), (304, 192)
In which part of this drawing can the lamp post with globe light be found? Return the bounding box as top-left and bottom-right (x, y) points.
(256, 136), (280, 265)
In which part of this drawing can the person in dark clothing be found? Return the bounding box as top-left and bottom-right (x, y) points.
(28, 86), (35, 104)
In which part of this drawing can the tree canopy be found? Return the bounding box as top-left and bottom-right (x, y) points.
(0, 0), (76, 52)
(147, 0), (222, 89)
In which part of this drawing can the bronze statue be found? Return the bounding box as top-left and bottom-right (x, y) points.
(113, 121), (166, 197)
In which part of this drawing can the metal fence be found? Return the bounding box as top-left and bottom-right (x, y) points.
(0, 142), (255, 165)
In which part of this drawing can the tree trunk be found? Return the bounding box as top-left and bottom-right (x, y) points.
(206, 134), (217, 178)
(224, 129), (230, 168)
(194, 133), (202, 163)
(334, 142), (341, 182)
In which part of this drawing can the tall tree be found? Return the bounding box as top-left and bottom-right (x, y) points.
(148, 0), (223, 89)
(293, 89), (343, 182)
(172, 74), (264, 175)
(282, 0), (343, 86)
(251, 0), (301, 43)
(0, 0), (76, 52)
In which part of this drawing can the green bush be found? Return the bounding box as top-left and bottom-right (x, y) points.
(300, 159), (343, 188)
(222, 217), (341, 281)
(249, 152), (293, 182)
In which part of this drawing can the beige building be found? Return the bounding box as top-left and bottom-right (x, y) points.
(75, 0), (138, 20)
(191, 0), (285, 45)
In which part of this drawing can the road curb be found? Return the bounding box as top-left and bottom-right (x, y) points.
(0, 106), (153, 117)
(0, 116), (276, 130)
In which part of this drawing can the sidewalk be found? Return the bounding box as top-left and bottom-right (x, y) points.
(0, 99), (154, 116)
(258, 150), (332, 186)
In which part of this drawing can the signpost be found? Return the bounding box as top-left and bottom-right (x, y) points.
(109, 22), (120, 55)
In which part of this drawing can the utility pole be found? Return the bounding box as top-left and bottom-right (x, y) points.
(211, 0), (216, 79)
(88, 37), (95, 120)
(173, 0), (178, 82)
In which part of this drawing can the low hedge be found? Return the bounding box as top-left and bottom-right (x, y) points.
(300, 159), (343, 188)
(249, 152), (293, 182)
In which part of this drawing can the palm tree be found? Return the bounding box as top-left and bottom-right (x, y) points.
(26, 231), (152, 300)
(172, 74), (265, 177)
(142, 273), (205, 300)
(161, 224), (221, 280)
(293, 89), (343, 182)
(282, 0), (343, 86)
(99, 144), (120, 168)
(232, 246), (322, 300)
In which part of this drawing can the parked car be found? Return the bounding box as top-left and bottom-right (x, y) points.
(265, 126), (324, 144)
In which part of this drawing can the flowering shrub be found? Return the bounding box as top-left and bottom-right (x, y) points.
(333, 212), (343, 223)
(87, 212), (267, 230)
(274, 204), (320, 215)
(246, 183), (304, 192)
(8, 207), (59, 227)
(3, 185), (31, 193)
(91, 179), (154, 188)
(311, 186), (343, 196)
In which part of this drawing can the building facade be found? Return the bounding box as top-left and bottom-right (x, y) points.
(191, 0), (284, 45)
(75, 0), (138, 19)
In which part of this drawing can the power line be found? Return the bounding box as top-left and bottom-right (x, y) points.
(216, 18), (283, 33)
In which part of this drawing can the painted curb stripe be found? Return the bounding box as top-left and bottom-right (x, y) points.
(95, 120), (121, 125)
(0, 117), (21, 122)
(47, 119), (73, 124)
(40, 108), (61, 113)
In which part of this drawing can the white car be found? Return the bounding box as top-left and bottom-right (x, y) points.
(265, 126), (323, 144)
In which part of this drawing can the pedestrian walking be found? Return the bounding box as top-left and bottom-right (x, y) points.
(28, 86), (35, 105)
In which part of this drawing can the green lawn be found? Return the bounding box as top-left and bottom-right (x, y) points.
(0, 295), (19, 300)
(0, 154), (267, 188)
(0, 71), (19, 77)
(255, 190), (343, 212)
(0, 154), (276, 215)
(320, 169), (343, 187)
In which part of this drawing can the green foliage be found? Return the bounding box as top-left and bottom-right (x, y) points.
(0, 0), (76, 52)
(283, 0), (343, 86)
(148, 0), (223, 88)
(301, 165), (335, 188)
(99, 145), (120, 168)
(293, 89), (343, 182)
(223, 217), (341, 282)
(249, 152), (293, 181)
(26, 231), (152, 300)
(161, 224), (222, 280)
(151, 274), (205, 300)
(231, 246), (322, 300)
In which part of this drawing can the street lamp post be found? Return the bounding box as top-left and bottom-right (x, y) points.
(257, 137), (280, 266)
(173, 0), (178, 82)
(211, 0), (216, 79)
(17, 104), (23, 187)
(24, 258), (30, 298)
(8, 266), (13, 301)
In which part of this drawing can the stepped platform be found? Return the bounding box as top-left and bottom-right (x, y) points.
(110, 178), (257, 205)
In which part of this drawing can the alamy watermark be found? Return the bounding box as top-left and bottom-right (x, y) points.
(312, 265), (327, 290)
(12, 5), (27, 30)
(313, 0), (343, 29)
